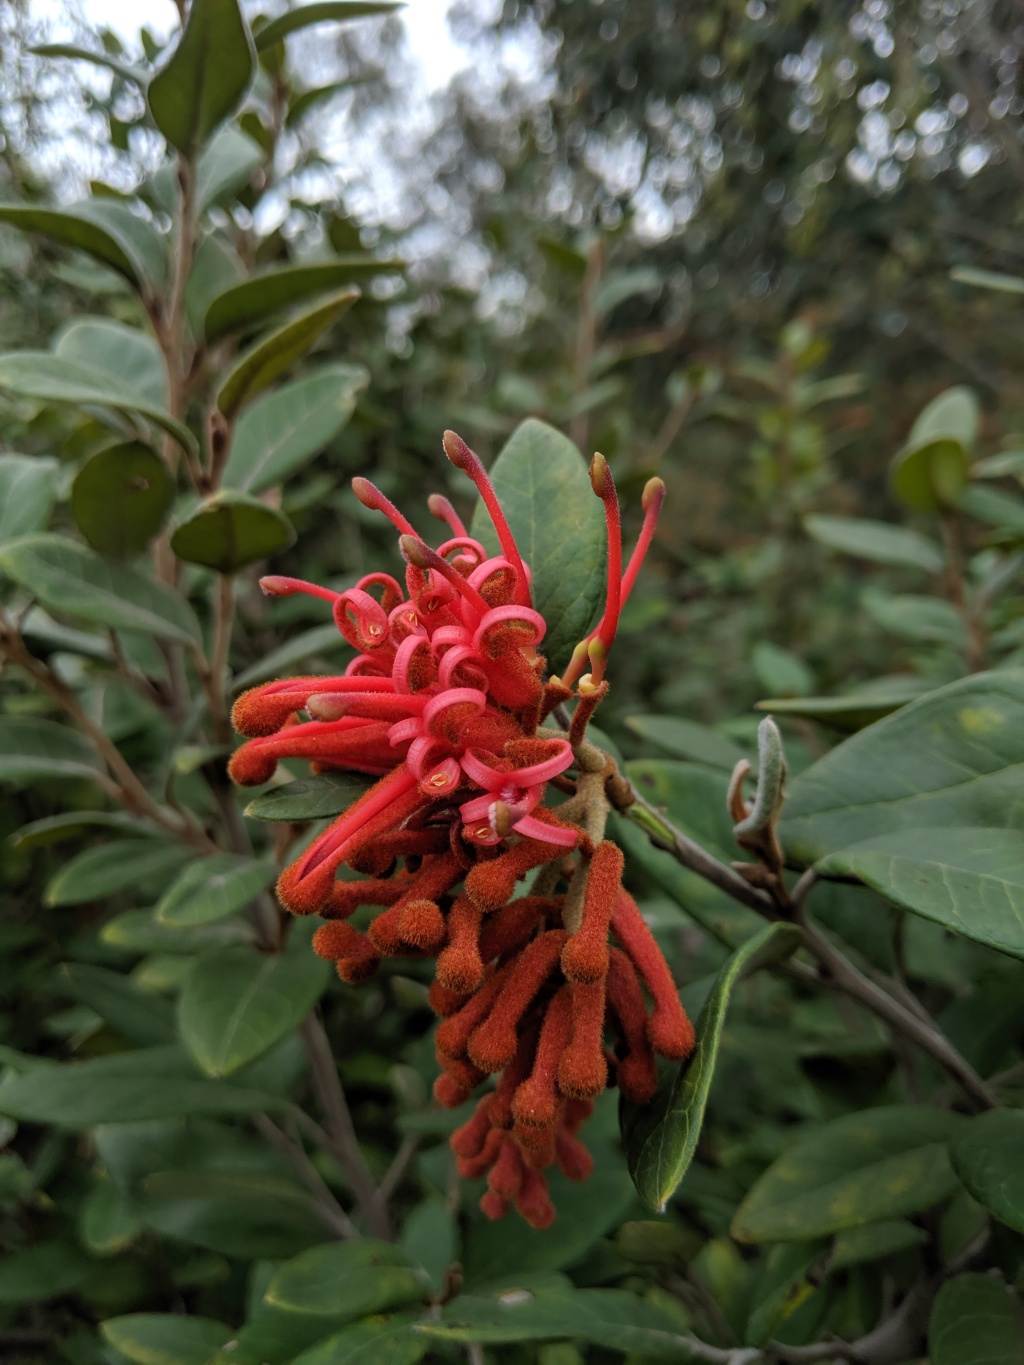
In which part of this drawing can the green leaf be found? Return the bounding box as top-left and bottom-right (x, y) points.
(0, 534), (201, 643)
(782, 671), (1024, 865)
(72, 443), (173, 557)
(55, 317), (166, 407)
(101, 1314), (234, 1365)
(400, 1196), (458, 1296)
(0, 454), (59, 542)
(101, 909), (252, 954)
(171, 490), (297, 572)
(958, 484), (1024, 536)
(138, 1168), (323, 1258)
(292, 1319), (426, 1365)
(0, 1240), (92, 1303)
(754, 680), (926, 733)
(974, 449), (1024, 480)
(744, 1241), (827, 1347)
(0, 204), (154, 294)
(951, 1110), (1024, 1235)
(731, 1106), (967, 1243)
(224, 364), (368, 493)
(195, 125), (264, 211)
(891, 438), (970, 513)
(951, 264), (1024, 295)
(179, 946), (329, 1076)
(623, 922), (802, 1212)
(30, 42), (146, 83)
(816, 827), (1024, 961)
(911, 386), (980, 448)
(233, 622), (342, 690)
(286, 76), (377, 128)
(0, 716), (98, 783)
(829, 1219), (926, 1271)
(206, 262), (401, 344)
(863, 589), (966, 646)
(216, 289), (360, 420)
(79, 1179), (143, 1254)
(186, 233), (246, 337)
(804, 514), (944, 573)
(469, 418), (606, 673)
(751, 641), (813, 697)
(148, 0), (255, 154)
(10, 810), (140, 849)
(254, 2), (402, 50)
(244, 772), (372, 821)
(45, 838), (189, 907)
(624, 715), (747, 770)
(929, 1274), (1024, 1365)
(461, 1162), (637, 1286)
(0, 352), (196, 453)
(0, 1047), (281, 1125)
(420, 1277), (688, 1355)
(265, 1240), (429, 1317)
(77, 199), (170, 291)
(54, 962), (176, 1045)
(157, 854), (274, 928)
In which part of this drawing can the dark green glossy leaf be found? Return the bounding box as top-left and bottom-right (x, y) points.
(624, 715), (747, 770)
(400, 1196), (458, 1296)
(929, 1274), (1024, 1365)
(79, 1179), (143, 1254)
(10, 810), (140, 849)
(951, 1110), (1024, 1235)
(816, 827), (1024, 960)
(0, 534), (201, 642)
(101, 909), (252, 955)
(72, 443), (173, 557)
(0, 352), (195, 452)
(0, 1047), (282, 1126)
(731, 1106), (967, 1243)
(148, 0), (255, 154)
(265, 1240), (429, 1316)
(744, 1241), (827, 1347)
(754, 680), (926, 733)
(292, 1319), (426, 1365)
(138, 1170), (324, 1258)
(0, 454), (59, 542)
(216, 289), (360, 420)
(469, 418), (606, 673)
(0, 717), (98, 783)
(171, 490), (296, 572)
(44, 838), (190, 906)
(254, 2), (402, 50)
(244, 772), (372, 821)
(55, 317), (166, 406)
(0, 204), (151, 293)
(419, 1276), (688, 1354)
(0, 1240), (92, 1303)
(101, 1314), (233, 1365)
(156, 854), (274, 928)
(224, 364), (368, 493)
(179, 946), (329, 1076)
(782, 671), (1024, 865)
(206, 262), (402, 343)
(54, 962), (175, 1045)
(804, 514), (944, 573)
(623, 922), (802, 1212)
(829, 1219), (926, 1270)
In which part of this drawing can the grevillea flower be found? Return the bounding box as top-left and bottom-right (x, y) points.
(230, 428), (695, 1226)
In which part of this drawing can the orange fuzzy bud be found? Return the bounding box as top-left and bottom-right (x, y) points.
(512, 986), (573, 1131)
(468, 931), (567, 1073)
(557, 980), (608, 1100)
(367, 904), (404, 955)
(515, 1167), (556, 1229)
(606, 947), (658, 1104)
(561, 840), (623, 984)
(398, 899), (446, 951)
(451, 1098), (492, 1156)
(276, 858), (337, 917)
(435, 965), (511, 1062)
(480, 1189), (510, 1221)
(458, 1125), (503, 1179)
(487, 1135), (524, 1201)
(336, 955), (380, 984)
(435, 896), (484, 993)
(313, 921), (375, 962)
(466, 818), (577, 911)
(612, 890), (694, 1061)
(429, 980), (471, 1017)
(487, 1028), (538, 1129)
(479, 897), (556, 963)
(555, 1129), (594, 1183)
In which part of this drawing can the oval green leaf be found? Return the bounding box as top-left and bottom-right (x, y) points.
(890, 437), (970, 513)
(45, 838), (190, 907)
(265, 1240), (428, 1317)
(468, 418), (606, 673)
(804, 514), (944, 573)
(929, 1274), (1024, 1365)
(244, 772), (372, 821)
(223, 364), (368, 493)
(72, 443), (173, 557)
(171, 490), (297, 572)
(179, 946), (329, 1076)
(0, 204), (150, 293)
(0, 534), (201, 643)
(0, 716), (98, 783)
(54, 962), (176, 1046)
(55, 317), (167, 406)
(156, 854), (275, 927)
(624, 715), (747, 771)
(216, 288), (360, 420)
(0, 454), (59, 542)
(254, 2), (402, 50)
(148, 0), (255, 154)
(731, 1105), (967, 1243)
(622, 921), (802, 1212)
(782, 670), (1024, 865)
(206, 261), (402, 344)
(754, 680), (925, 733)
(816, 827), (1024, 961)
(101, 1314), (234, 1365)
(292, 1319), (426, 1365)
(950, 1110), (1024, 1235)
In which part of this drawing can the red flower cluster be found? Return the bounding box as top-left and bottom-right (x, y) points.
(230, 430), (695, 1226)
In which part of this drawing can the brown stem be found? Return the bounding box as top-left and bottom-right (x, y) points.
(252, 1113), (358, 1240)
(299, 1013), (391, 1239)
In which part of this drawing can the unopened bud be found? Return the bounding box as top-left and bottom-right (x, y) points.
(589, 452), (612, 498)
(259, 576), (295, 597)
(642, 476), (665, 514)
(399, 534), (432, 570)
(306, 693), (351, 720)
(443, 429), (474, 470)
